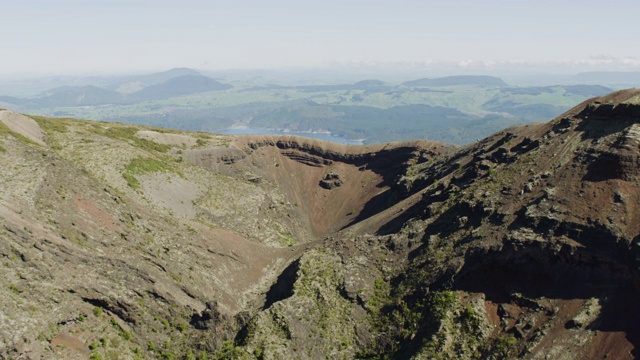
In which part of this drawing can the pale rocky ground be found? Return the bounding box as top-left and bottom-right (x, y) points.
(0, 110), (46, 146)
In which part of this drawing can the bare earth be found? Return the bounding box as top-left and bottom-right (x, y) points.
(0, 110), (46, 146)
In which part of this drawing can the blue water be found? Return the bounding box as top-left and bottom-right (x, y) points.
(219, 127), (364, 145)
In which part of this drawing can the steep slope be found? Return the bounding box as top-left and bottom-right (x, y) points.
(359, 88), (640, 359)
(0, 111), (438, 359)
(232, 89), (640, 359)
(0, 117), (295, 358)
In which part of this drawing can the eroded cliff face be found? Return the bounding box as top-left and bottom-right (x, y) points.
(2, 89), (640, 359)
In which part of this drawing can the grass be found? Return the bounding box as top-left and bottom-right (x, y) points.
(30, 115), (71, 133)
(175, 322), (187, 333)
(123, 173), (141, 190)
(277, 231), (295, 247)
(101, 125), (171, 153)
(123, 157), (182, 189)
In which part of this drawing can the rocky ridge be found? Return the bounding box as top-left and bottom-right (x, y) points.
(233, 89), (640, 359)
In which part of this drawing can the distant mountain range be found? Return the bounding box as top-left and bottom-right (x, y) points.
(0, 70), (232, 107)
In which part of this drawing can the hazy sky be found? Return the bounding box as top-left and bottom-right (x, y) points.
(3, 0), (640, 75)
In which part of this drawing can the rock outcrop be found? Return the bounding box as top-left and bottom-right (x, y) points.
(319, 172), (343, 189)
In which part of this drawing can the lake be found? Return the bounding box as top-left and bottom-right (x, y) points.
(219, 127), (364, 145)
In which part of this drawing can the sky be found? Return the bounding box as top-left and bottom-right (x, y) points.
(2, 0), (640, 75)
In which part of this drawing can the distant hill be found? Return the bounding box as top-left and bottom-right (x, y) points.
(403, 75), (507, 87)
(132, 67), (203, 85)
(244, 101), (507, 144)
(103, 67), (205, 93)
(32, 85), (124, 106)
(352, 79), (387, 89)
(561, 84), (613, 96)
(502, 84), (612, 97)
(293, 79), (389, 92)
(128, 75), (232, 101)
(0, 95), (35, 107)
(574, 71), (640, 85)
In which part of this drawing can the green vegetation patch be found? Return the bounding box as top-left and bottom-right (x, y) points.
(102, 125), (171, 153)
(126, 157), (177, 175)
(493, 334), (517, 358)
(0, 121), (9, 137)
(30, 115), (71, 133)
(123, 157), (181, 189)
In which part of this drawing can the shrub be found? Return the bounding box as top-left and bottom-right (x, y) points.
(175, 322), (187, 333)
(494, 334), (517, 358)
